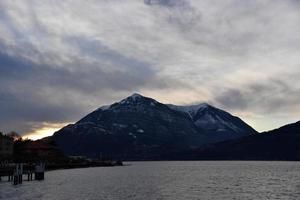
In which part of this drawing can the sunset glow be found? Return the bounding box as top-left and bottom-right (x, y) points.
(22, 123), (69, 140)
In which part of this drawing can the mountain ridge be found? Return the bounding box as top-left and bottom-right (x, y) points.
(171, 120), (300, 161)
(51, 93), (257, 159)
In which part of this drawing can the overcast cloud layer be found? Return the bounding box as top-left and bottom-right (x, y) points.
(0, 0), (300, 136)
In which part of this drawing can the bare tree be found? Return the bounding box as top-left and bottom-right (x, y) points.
(6, 131), (22, 141)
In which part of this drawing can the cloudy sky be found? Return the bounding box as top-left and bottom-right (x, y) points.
(1, 0), (300, 139)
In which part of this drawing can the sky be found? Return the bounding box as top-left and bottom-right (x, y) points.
(0, 0), (300, 139)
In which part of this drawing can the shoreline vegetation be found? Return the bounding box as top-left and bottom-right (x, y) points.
(1, 133), (123, 177)
(1, 119), (300, 170)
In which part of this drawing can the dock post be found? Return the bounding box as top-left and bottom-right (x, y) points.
(19, 164), (23, 184)
(13, 164), (23, 185)
(13, 164), (18, 185)
(13, 175), (17, 185)
(27, 171), (33, 181)
(35, 163), (45, 181)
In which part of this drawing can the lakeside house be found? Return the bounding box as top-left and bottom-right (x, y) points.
(0, 132), (14, 158)
(20, 141), (60, 158)
(14, 140), (66, 163)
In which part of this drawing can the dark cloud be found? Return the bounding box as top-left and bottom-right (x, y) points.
(215, 77), (300, 114)
(0, 43), (186, 134)
(0, 0), (300, 134)
(214, 89), (248, 110)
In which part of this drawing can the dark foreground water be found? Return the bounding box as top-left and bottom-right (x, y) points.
(1, 161), (300, 200)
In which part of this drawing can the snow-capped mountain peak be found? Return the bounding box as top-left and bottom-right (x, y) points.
(53, 94), (257, 158)
(168, 103), (256, 135)
(130, 93), (143, 99)
(97, 93), (145, 111)
(167, 103), (211, 116)
(124, 93), (144, 101)
(119, 93), (151, 105)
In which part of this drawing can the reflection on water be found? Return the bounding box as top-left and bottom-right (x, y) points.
(1, 161), (300, 200)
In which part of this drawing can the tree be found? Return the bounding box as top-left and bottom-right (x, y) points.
(6, 131), (22, 141)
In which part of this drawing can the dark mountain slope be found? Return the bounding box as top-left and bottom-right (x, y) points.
(168, 103), (257, 142)
(52, 93), (256, 159)
(174, 121), (300, 161)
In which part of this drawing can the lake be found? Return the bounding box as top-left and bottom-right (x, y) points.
(1, 161), (300, 200)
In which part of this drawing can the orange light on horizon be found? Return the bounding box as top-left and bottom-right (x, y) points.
(22, 122), (69, 140)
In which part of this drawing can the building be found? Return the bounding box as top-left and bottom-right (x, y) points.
(14, 140), (66, 163)
(0, 132), (14, 158)
(21, 141), (61, 158)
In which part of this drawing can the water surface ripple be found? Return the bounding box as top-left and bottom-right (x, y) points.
(1, 161), (299, 200)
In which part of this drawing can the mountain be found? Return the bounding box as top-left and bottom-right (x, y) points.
(168, 103), (256, 142)
(51, 93), (257, 159)
(175, 121), (300, 161)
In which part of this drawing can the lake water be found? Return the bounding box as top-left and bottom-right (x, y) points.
(1, 161), (300, 200)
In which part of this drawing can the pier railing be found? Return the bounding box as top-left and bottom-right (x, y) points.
(0, 162), (45, 185)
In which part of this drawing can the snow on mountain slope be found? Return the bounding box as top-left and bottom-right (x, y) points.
(52, 93), (257, 158)
(168, 103), (257, 136)
(167, 103), (210, 119)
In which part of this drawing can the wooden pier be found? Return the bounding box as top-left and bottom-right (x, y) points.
(0, 163), (45, 185)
